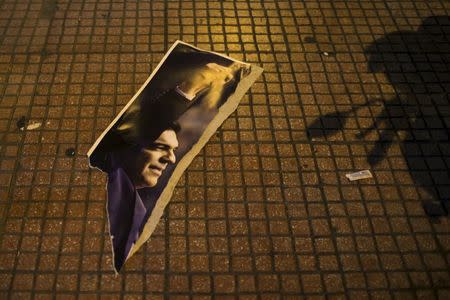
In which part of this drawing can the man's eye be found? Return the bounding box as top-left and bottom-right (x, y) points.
(149, 144), (169, 151)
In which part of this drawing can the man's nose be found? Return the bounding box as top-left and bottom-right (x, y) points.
(161, 150), (176, 164)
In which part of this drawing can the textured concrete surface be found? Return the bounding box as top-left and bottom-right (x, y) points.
(0, 0), (449, 298)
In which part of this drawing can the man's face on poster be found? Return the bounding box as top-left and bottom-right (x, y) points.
(125, 129), (178, 189)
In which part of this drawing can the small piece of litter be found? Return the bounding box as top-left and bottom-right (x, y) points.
(345, 170), (373, 181)
(17, 116), (26, 130)
(323, 52), (329, 56)
(65, 148), (76, 157)
(422, 202), (447, 217)
(26, 122), (42, 130)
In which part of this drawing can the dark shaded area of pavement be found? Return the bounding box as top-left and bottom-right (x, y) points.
(308, 15), (450, 215)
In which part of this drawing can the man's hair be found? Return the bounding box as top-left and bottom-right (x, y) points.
(167, 121), (181, 134)
(94, 115), (181, 155)
(112, 94), (182, 147)
(115, 120), (181, 150)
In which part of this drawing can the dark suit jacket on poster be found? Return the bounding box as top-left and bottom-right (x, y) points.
(89, 88), (192, 271)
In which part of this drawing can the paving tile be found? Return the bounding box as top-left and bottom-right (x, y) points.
(0, 0), (450, 297)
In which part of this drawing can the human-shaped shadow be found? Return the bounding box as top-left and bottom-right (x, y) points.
(307, 16), (450, 215)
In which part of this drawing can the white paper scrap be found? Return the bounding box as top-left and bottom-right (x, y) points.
(345, 170), (373, 181)
(26, 122), (42, 130)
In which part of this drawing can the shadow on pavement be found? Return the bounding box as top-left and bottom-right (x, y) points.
(307, 15), (450, 216)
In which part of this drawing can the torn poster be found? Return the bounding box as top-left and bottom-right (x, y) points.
(87, 41), (263, 272)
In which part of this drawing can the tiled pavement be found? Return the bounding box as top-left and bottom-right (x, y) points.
(0, 0), (449, 298)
